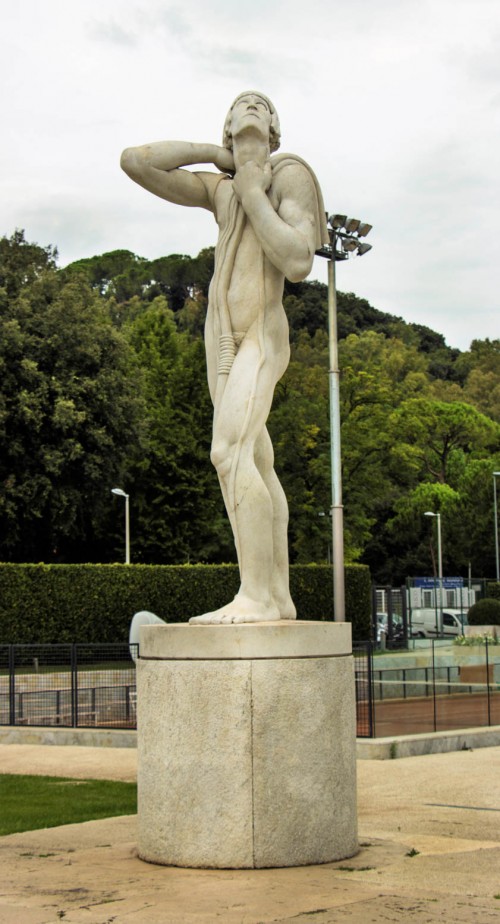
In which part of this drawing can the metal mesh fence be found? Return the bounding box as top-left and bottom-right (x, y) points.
(1, 640), (498, 738)
(370, 638), (499, 736)
(0, 645), (13, 726)
(354, 642), (374, 738)
(0, 644), (137, 729)
(75, 644), (137, 728)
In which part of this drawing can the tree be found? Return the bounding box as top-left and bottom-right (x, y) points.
(369, 401), (500, 581)
(338, 332), (430, 558)
(0, 238), (146, 561)
(124, 299), (233, 563)
(64, 248), (217, 316)
(0, 229), (57, 299)
(457, 339), (500, 423)
(61, 249), (146, 296)
(269, 334), (331, 563)
(389, 398), (499, 485)
(445, 458), (500, 577)
(386, 482), (461, 581)
(3, 233), (498, 579)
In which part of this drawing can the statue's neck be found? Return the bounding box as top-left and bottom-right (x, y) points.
(233, 136), (270, 171)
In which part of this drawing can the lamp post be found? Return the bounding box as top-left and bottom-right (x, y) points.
(494, 472), (500, 581)
(111, 488), (130, 564)
(424, 511), (442, 634)
(316, 215), (372, 622)
(318, 510), (332, 564)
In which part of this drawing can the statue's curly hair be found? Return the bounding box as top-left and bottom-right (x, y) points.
(222, 91), (281, 153)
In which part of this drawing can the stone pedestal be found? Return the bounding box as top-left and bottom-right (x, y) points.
(137, 621), (358, 869)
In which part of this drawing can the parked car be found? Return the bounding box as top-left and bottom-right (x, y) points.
(409, 608), (468, 639)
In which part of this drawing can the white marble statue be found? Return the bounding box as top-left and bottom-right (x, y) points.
(121, 91), (328, 624)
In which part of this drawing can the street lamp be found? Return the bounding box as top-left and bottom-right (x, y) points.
(424, 511), (443, 634)
(111, 488), (130, 564)
(316, 214), (373, 621)
(493, 472), (500, 581)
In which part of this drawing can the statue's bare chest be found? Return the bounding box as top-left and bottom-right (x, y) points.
(215, 177), (280, 237)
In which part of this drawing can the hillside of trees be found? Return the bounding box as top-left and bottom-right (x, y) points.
(1, 230), (499, 582)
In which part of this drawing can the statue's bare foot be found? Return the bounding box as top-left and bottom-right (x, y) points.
(189, 595), (280, 625)
(275, 596), (297, 620)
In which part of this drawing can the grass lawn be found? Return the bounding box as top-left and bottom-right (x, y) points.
(0, 774), (137, 836)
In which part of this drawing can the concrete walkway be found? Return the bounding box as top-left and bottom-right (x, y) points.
(0, 743), (499, 923)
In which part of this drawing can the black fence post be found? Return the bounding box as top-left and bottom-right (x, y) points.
(367, 640), (375, 738)
(71, 644), (78, 727)
(371, 584), (378, 643)
(400, 584), (408, 646)
(387, 586), (393, 638)
(432, 639), (437, 732)
(485, 638), (491, 726)
(9, 645), (15, 726)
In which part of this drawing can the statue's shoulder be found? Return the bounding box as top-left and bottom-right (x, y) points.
(271, 153), (313, 180)
(202, 171), (233, 224)
(199, 170), (232, 202)
(271, 153), (329, 247)
(270, 153), (319, 197)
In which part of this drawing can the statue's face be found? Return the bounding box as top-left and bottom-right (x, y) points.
(229, 93), (273, 143)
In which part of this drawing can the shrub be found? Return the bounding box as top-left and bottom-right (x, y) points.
(467, 597), (500, 626)
(0, 562), (372, 644)
(486, 582), (500, 601)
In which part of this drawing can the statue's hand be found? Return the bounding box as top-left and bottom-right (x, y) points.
(213, 147), (235, 174)
(233, 160), (272, 203)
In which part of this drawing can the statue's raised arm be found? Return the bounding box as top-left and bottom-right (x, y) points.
(120, 140), (235, 211)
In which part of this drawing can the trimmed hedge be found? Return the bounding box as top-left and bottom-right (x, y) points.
(467, 597), (500, 626)
(0, 562), (371, 644)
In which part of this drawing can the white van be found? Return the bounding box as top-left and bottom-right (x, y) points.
(409, 608), (467, 639)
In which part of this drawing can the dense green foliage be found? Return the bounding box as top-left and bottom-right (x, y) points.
(0, 562), (371, 642)
(0, 774), (137, 835)
(1, 230), (499, 584)
(486, 583), (500, 600)
(467, 598), (500, 626)
(0, 232), (146, 562)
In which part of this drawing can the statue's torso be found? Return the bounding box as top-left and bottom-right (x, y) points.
(210, 176), (286, 336)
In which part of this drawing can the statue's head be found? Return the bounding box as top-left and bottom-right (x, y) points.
(223, 91), (281, 153)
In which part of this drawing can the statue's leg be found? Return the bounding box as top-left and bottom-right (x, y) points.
(204, 312), (242, 572)
(190, 334), (283, 625)
(255, 428), (297, 620)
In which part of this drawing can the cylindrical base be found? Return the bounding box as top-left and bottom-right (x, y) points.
(137, 621), (358, 869)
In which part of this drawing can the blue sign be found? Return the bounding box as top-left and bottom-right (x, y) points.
(414, 577), (464, 589)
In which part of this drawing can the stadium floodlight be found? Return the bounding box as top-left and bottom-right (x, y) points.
(344, 218), (361, 233)
(328, 214), (347, 230)
(341, 236), (359, 252)
(357, 222), (372, 237)
(357, 241), (373, 256)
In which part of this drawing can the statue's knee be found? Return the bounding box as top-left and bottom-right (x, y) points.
(210, 440), (232, 479)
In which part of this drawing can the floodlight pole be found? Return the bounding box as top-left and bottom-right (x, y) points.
(327, 253), (345, 622)
(316, 215), (373, 622)
(494, 472), (500, 581)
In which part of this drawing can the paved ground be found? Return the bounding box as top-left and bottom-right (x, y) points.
(0, 743), (499, 923)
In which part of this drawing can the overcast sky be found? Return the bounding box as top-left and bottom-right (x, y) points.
(2, 0), (499, 351)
